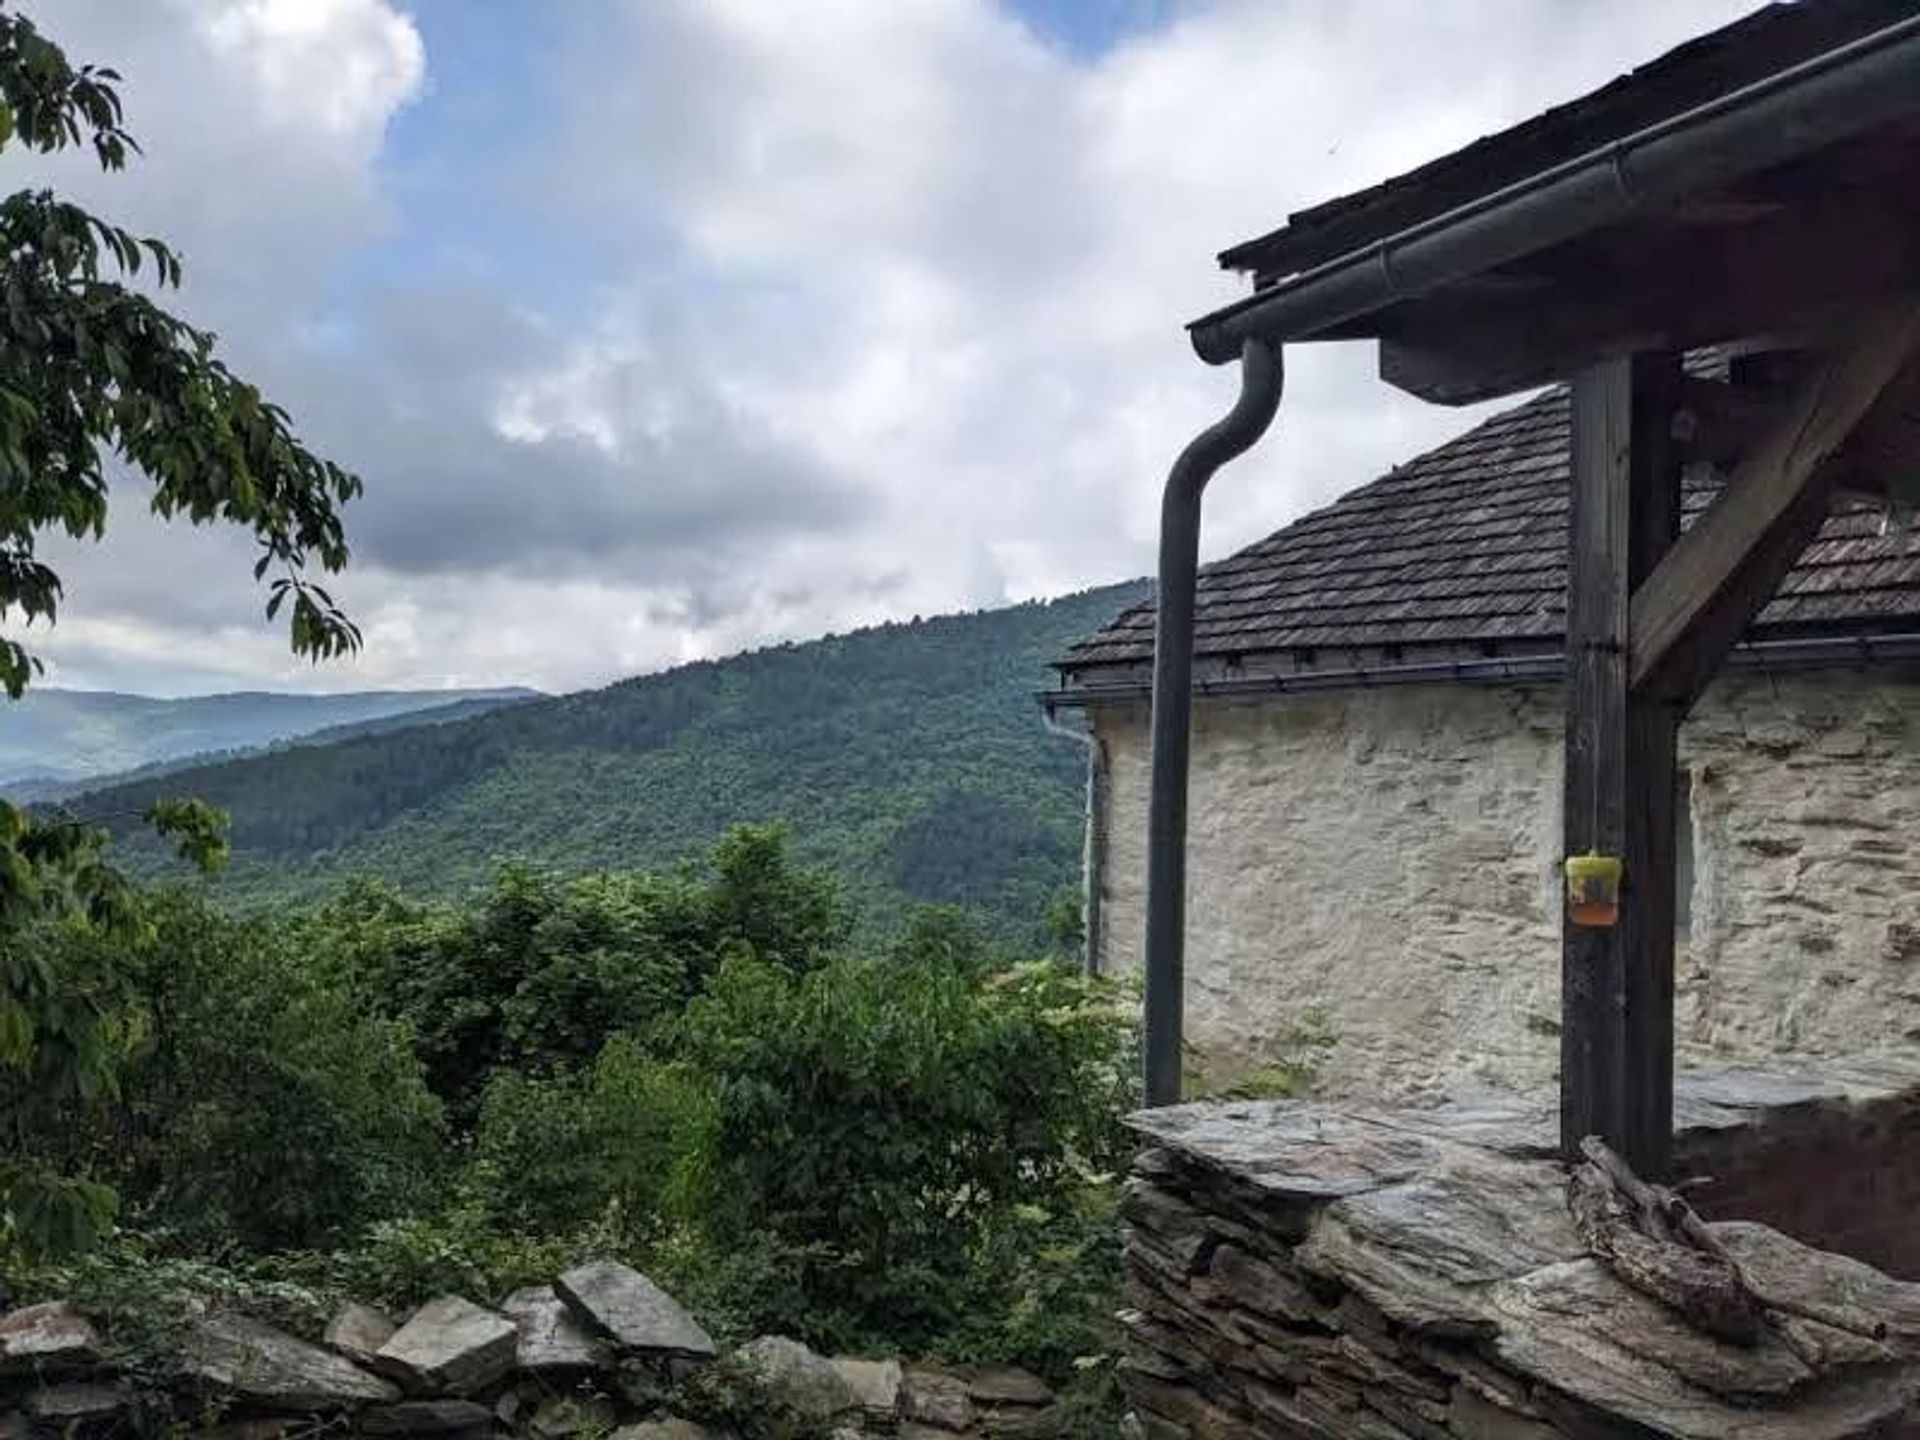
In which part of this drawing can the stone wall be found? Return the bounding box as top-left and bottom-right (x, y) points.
(0, 1258), (1063, 1438)
(1674, 1070), (1920, 1281)
(1119, 1063), (1920, 1438)
(1090, 667), (1920, 1095)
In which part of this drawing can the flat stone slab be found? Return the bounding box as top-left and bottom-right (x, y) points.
(500, 1285), (610, 1371)
(0, 1301), (103, 1376)
(610, 1421), (717, 1440)
(22, 1381), (125, 1425)
(734, 1335), (859, 1421)
(1129, 1101), (1443, 1199)
(374, 1296), (516, 1395)
(900, 1367), (973, 1430)
(962, 1363), (1053, 1406)
(556, 1260), (715, 1358)
(182, 1311), (397, 1409)
(831, 1355), (902, 1417)
(1124, 1063), (1920, 1440)
(322, 1301), (395, 1365)
(361, 1398), (492, 1435)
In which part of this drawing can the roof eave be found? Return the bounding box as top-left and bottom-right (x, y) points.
(1185, 11), (1920, 365)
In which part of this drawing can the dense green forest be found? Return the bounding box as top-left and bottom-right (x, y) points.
(0, 686), (536, 792)
(66, 584), (1143, 940)
(5, 833), (1135, 1428)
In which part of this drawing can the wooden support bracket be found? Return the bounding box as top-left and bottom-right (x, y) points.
(1630, 304), (1920, 706)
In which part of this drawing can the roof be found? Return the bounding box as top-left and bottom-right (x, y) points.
(1057, 389), (1920, 681)
(1220, 0), (1920, 286)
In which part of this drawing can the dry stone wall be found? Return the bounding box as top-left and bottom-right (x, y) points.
(1090, 667), (1920, 1095)
(1119, 1062), (1920, 1438)
(0, 1258), (1062, 1438)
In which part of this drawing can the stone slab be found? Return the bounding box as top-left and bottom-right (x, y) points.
(900, 1367), (973, 1430)
(0, 1301), (102, 1376)
(21, 1381), (126, 1426)
(361, 1398), (492, 1435)
(734, 1335), (859, 1422)
(322, 1301), (394, 1365)
(500, 1285), (611, 1372)
(962, 1363), (1052, 1407)
(182, 1311), (397, 1409)
(374, 1295), (517, 1396)
(830, 1355), (902, 1417)
(610, 1421), (716, 1440)
(555, 1261), (714, 1358)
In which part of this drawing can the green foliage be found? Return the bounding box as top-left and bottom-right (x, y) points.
(471, 1038), (713, 1236)
(304, 827), (844, 1116)
(0, 8), (363, 693)
(74, 585), (1146, 945)
(8, 891), (444, 1254)
(0, 826), (1145, 1414)
(0, 803), (150, 1257)
(671, 945), (1132, 1354)
(0, 4), (363, 1261)
(144, 798), (229, 872)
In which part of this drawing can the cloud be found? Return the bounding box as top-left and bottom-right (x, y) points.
(6, 0), (1756, 694)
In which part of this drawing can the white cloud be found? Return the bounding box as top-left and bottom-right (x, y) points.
(196, 0), (424, 149)
(8, 0), (1759, 695)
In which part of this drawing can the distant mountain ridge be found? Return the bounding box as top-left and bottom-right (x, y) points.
(0, 686), (541, 792)
(69, 583), (1147, 939)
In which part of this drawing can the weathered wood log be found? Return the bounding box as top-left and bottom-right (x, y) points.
(1569, 1137), (1890, 1352)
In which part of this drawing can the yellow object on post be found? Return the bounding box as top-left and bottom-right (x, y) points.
(1565, 852), (1624, 928)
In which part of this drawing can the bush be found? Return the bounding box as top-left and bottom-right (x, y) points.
(472, 1036), (713, 1236)
(9, 890), (444, 1255)
(304, 828), (848, 1117)
(671, 948), (1131, 1353)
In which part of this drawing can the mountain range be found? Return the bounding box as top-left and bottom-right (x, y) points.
(54, 583), (1144, 940)
(0, 686), (541, 798)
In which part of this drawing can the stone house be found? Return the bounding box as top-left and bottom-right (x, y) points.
(1051, 385), (1920, 1099)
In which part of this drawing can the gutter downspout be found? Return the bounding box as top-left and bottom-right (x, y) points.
(1143, 338), (1283, 1107)
(1188, 11), (1920, 363)
(1041, 703), (1108, 976)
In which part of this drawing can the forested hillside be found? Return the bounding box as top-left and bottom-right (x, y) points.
(70, 583), (1144, 937)
(0, 686), (537, 790)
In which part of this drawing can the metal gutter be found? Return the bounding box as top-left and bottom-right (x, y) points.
(1043, 631), (1920, 709)
(1039, 704), (1109, 976)
(1188, 11), (1920, 363)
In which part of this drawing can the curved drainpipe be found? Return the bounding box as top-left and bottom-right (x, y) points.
(1143, 338), (1284, 1106)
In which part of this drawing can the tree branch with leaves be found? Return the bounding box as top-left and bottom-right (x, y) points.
(0, 4), (365, 1257)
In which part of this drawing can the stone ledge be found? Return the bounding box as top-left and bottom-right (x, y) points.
(1122, 1062), (1920, 1438)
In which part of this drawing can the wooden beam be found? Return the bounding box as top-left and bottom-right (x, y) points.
(1562, 352), (1683, 1177)
(1630, 306), (1920, 705)
(1379, 196), (1920, 405)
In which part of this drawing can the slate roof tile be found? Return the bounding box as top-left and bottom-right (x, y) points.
(1060, 388), (1920, 672)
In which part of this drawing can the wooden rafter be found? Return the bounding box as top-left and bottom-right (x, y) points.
(1630, 305), (1920, 705)
(1378, 194), (1920, 406)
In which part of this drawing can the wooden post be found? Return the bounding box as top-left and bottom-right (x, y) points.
(1562, 352), (1682, 1177)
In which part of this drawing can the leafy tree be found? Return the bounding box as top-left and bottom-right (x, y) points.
(0, 9), (362, 688)
(0, 8), (362, 1255)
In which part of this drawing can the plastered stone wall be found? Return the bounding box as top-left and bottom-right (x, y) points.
(1090, 668), (1920, 1098)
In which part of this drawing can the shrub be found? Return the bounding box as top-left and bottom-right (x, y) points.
(671, 948), (1131, 1352)
(305, 829), (847, 1117)
(471, 1036), (713, 1236)
(10, 890), (444, 1255)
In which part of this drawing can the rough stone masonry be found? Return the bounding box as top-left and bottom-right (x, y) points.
(1119, 1060), (1920, 1438)
(1090, 668), (1920, 1095)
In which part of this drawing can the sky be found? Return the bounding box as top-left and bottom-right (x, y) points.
(4, 0), (1756, 696)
